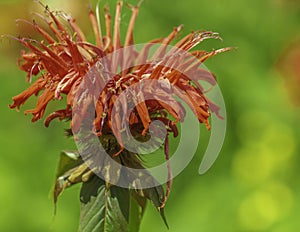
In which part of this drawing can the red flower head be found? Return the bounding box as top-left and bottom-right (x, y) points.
(9, 1), (230, 209)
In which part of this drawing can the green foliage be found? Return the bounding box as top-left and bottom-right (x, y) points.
(129, 191), (146, 231)
(80, 176), (130, 232)
(54, 148), (169, 231)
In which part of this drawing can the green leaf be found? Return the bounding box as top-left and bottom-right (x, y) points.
(53, 150), (93, 206)
(139, 186), (169, 229)
(129, 191), (147, 232)
(79, 175), (131, 232)
(158, 208), (169, 229)
(120, 151), (169, 229)
(54, 150), (83, 204)
(56, 150), (82, 178)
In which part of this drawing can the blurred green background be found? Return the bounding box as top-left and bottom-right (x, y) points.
(1, 0), (300, 231)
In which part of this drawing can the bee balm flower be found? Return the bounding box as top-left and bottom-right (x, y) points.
(9, 1), (230, 210)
